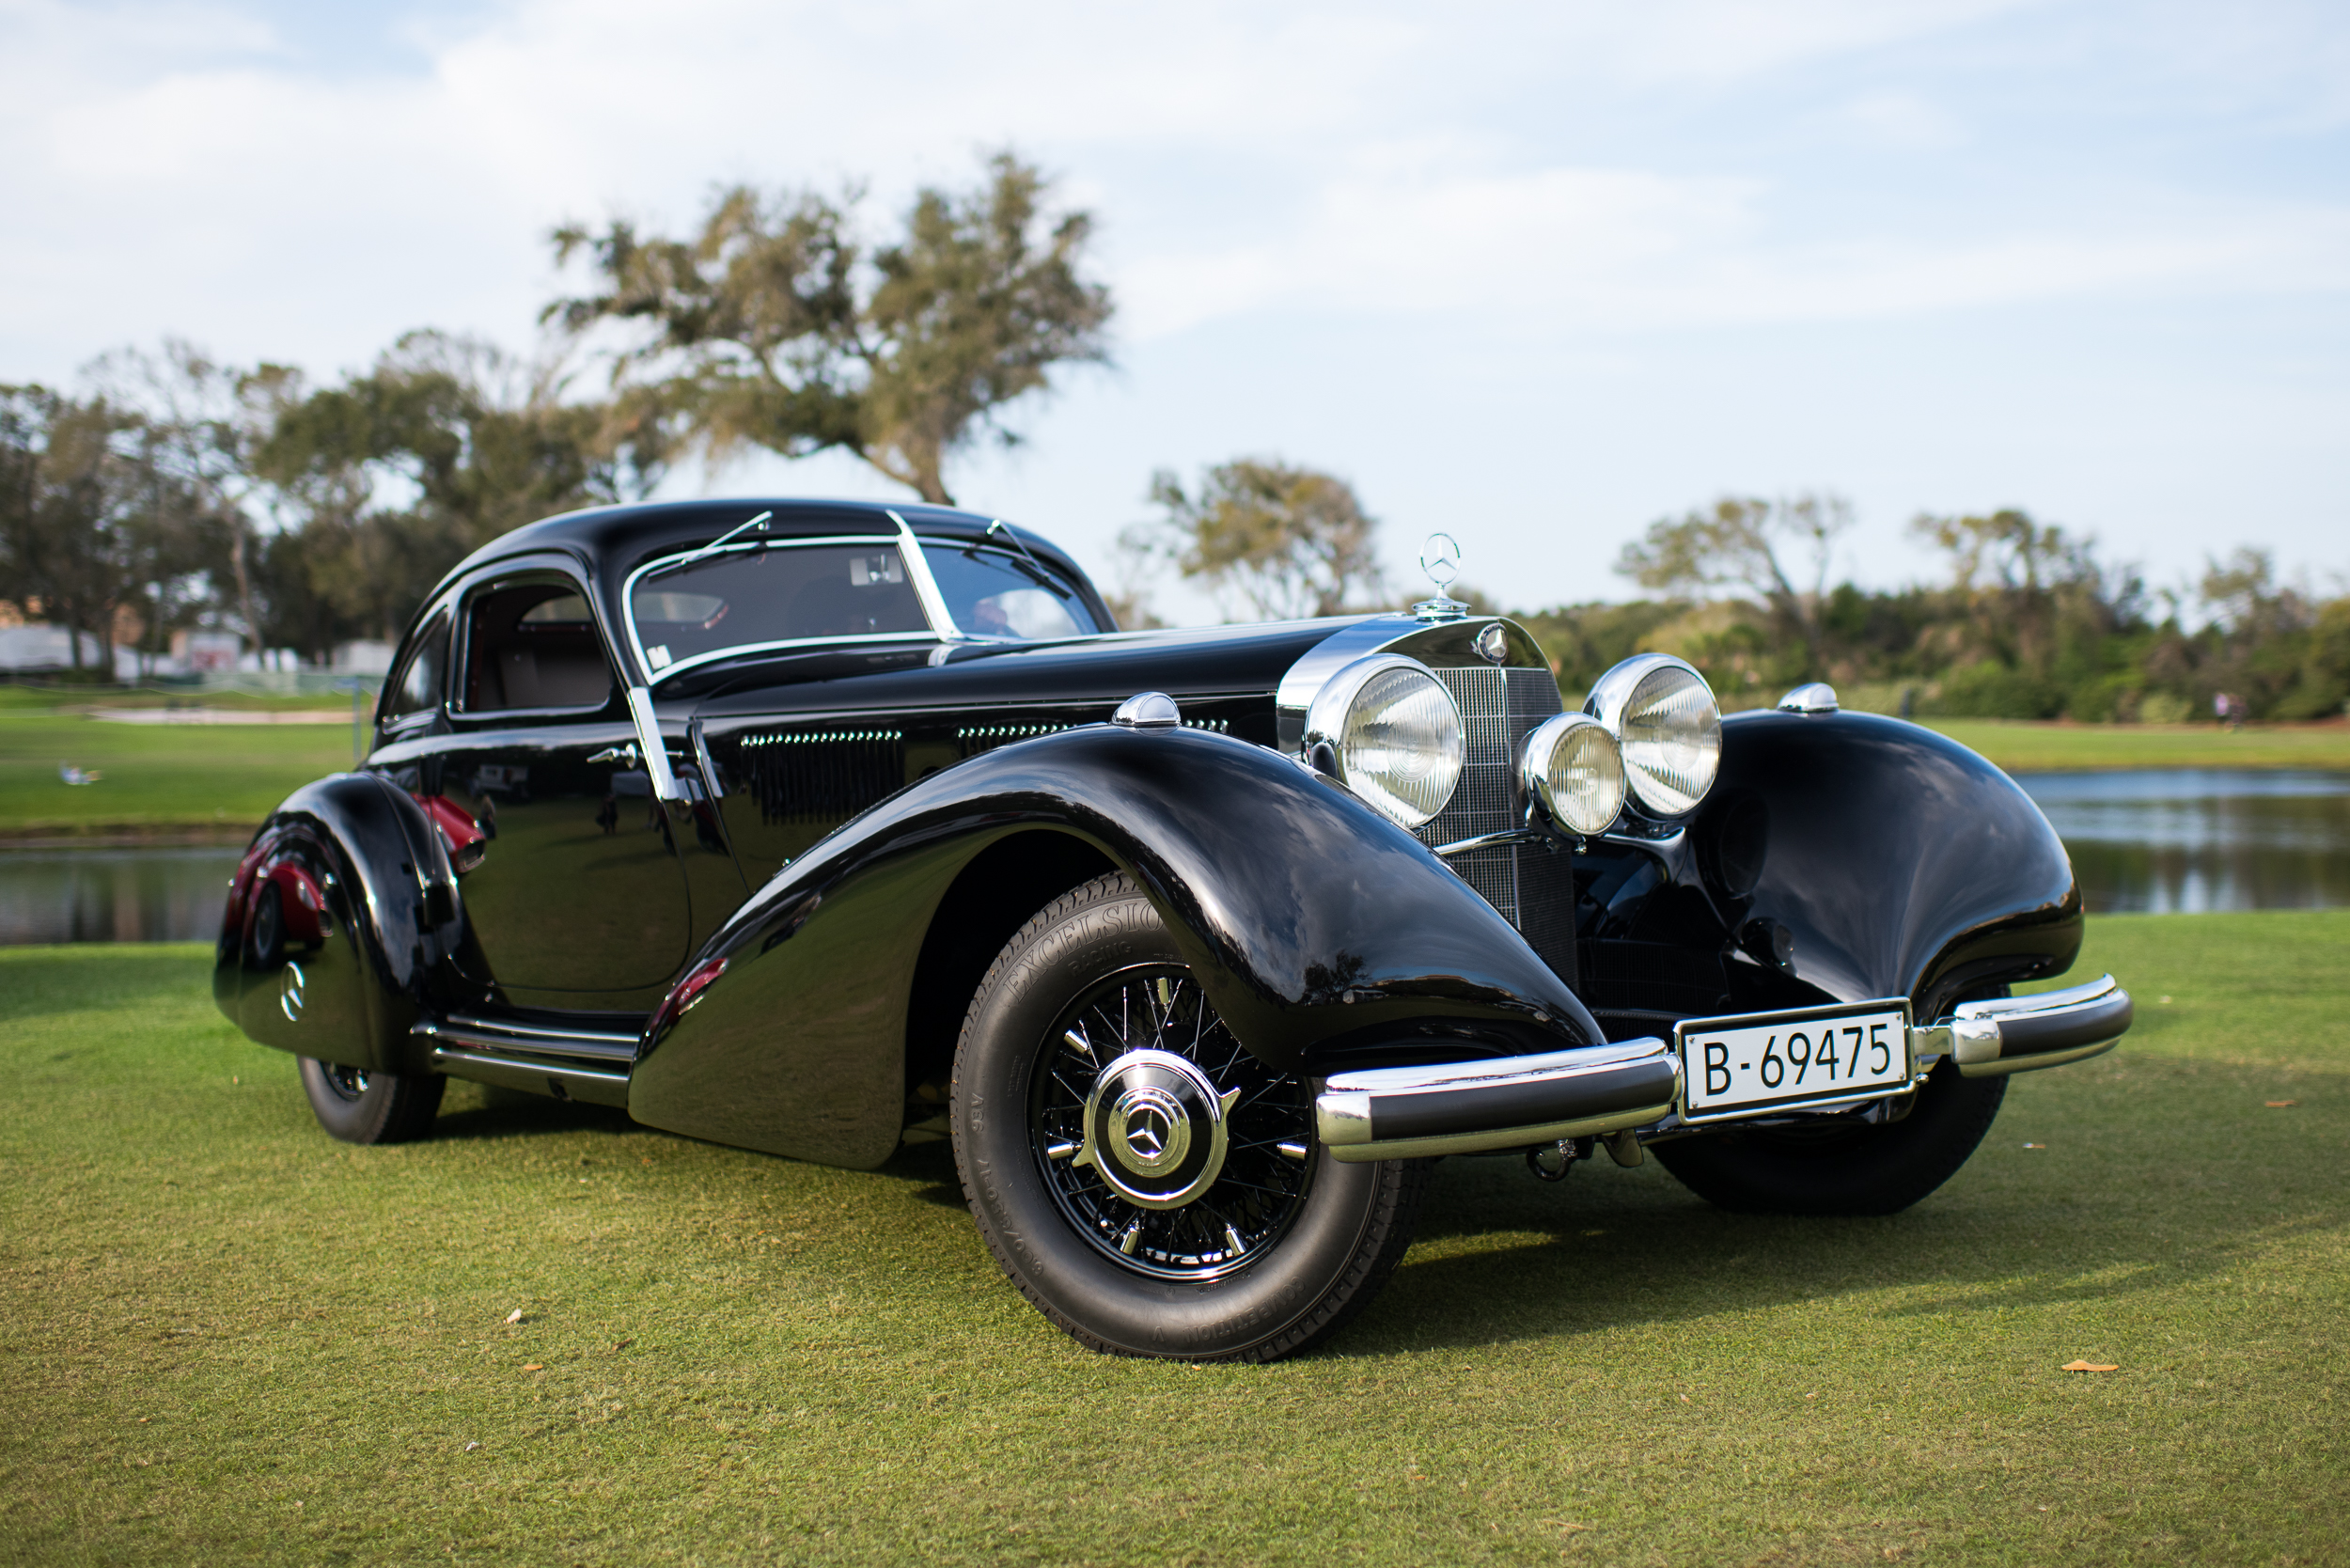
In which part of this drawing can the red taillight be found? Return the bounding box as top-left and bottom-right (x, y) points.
(648, 955), (729, 1042)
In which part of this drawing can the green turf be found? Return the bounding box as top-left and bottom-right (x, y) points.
(0, 715), (354, 838)
(1, 913), (2343, 1565)
(1923, 720), (2350, 773)
(0, 686), (364, 713)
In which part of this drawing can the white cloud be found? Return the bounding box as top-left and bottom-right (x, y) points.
(1, 0), (2345, 605)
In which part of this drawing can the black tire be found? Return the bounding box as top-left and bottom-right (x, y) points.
(950, 873), (1429, 1363)
(1652, 1059), (2008, 1215)
(298, 1057), (446, 1145)
(247, 881), (284, 968)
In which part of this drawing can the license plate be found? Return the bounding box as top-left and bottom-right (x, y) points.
(1675, 999), (1912, 1122)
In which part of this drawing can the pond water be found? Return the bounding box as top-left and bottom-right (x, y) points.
(0, 845), (243, 946)
(2013, 769), (2350, 916)
(1, 769), (2343, 943)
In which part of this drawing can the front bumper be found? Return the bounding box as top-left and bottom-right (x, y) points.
(1918, 973), (2134, 1078)
(1313, 975), (2131, 1163)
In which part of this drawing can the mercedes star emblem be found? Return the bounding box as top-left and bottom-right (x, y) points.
(278, 961), (306, 1023)
(1419, 532), (1462, 592)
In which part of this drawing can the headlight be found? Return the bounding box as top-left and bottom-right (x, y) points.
(1583, 653), (1721, 817)
(1518, 713), (1625, 836)
(1304, 655), (1464, 828)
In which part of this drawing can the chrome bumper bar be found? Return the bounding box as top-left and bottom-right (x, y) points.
(1312, 974), (2132, 1162)
(1910, 974), (2133, 1078)
(1315, 1038), (1680, 1162)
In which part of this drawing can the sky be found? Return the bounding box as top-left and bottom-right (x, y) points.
(3, 0), (2345, 625)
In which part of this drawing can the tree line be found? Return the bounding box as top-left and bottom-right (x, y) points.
(4, 149), (2340, 723)
(0, 153), (1108, 672)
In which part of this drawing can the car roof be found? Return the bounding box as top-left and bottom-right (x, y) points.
(431, 496), (1106, 622)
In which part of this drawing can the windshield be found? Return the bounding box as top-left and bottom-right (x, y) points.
(630, 543), (929, 674)
(921, 542), (1101, 639)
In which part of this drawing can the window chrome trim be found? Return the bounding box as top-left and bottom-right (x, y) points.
(885, 510), (964, 643)
(625, 686), (684, 803)
(451, 566), (616, 719)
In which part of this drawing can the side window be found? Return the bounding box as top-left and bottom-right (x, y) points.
(460, 580), (616, 713)
(384, 611), (450, 723)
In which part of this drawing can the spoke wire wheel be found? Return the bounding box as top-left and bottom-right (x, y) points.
(952, 872), (1430, 1364)
(318, 1063), (371, 1102)
(1033, 965), (1313, 1283)
(298, 1056), (446, 1145)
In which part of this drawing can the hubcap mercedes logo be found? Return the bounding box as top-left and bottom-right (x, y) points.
(1109, 1085), (1190, 1175)
(1073, 1046), (1242, 1210)
(278, 962), (306, 1023)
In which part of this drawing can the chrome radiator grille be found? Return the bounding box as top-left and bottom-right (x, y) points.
(1418, 666), (1578, 987)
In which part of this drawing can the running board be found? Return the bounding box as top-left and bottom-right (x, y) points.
(412, 1015), (640, 1107)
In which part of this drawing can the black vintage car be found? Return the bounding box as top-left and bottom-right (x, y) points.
(215, 498), (2132, 1362)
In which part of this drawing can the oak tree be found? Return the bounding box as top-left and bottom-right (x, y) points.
(545, 152), (1112, 506)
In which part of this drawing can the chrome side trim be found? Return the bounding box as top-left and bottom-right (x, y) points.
(426, 1015), (639, 1058)
(427, 1044), (632, 1107)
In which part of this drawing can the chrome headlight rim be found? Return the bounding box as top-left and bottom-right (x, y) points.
(1303, 653), (1465, 830)
(1582, 652), (1722, 820)
(1518, 713), (1626, 838)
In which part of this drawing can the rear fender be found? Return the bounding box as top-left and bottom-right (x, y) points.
(213, 773), (470, 1073)
(627, 724), (1601, 1168)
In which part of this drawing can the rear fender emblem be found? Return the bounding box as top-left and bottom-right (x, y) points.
(279, 962), (306, 1023)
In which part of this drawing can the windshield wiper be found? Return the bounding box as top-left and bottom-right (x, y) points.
(982, 518), (1073, 598)
(651, 510), (774, 579)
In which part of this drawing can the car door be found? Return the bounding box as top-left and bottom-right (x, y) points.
(431, 562), (695, 1006)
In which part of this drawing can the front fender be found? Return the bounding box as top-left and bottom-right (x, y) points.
(213, 772), (468, 1073)
(627, 725), (1600, 1168)
(1702, 710), (2082, 1018)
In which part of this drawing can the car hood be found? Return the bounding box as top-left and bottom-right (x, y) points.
(681, 617), (1371, 722)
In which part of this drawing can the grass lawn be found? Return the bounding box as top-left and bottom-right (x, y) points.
(1923, 720), (2350, 774)
(0, 716), (352, 839)
(1, 913), (2343, 1565)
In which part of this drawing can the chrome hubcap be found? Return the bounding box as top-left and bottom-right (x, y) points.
(1075, 1049), (1239, 1210)
(1033, 967), (1315, 1282)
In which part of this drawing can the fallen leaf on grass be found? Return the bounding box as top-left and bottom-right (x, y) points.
(1678, 1393), (1690, 1403)
(2024, 1142), (2046, 1149)
(462, 1441), (480, 1451)
(523, 1363), (543, 1372)
(505, 1309), (525, 1325)
(612, 1339), (634, 1352)
(2265, 1101), (2297, 1108)
(2061, 1360), (2120, 1372)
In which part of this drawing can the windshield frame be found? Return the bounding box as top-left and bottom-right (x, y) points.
(622, 532), (948, 685)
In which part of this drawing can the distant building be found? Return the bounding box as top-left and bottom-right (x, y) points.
(0, 624), (104, 672)
(175, 631), (243, 673)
